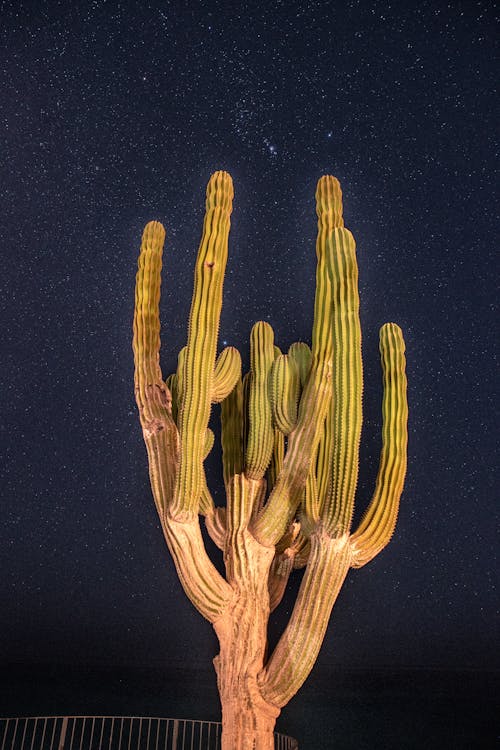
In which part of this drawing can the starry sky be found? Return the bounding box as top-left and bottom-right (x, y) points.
(0, 0), (497, 709)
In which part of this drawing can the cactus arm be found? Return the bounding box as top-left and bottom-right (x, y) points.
(313, 176), (363, 536)
(259, 531), (352, 707)
(203, 428), (215, 459)
(288, 342), (312, 388)
(266, 427), (284, 492)
(322, 226), (363, 535)
(245, 321), (276, 480)
(221, 378), (244, 488)
(212, 346), (242, 403)
(133, 218), (231, 620)
(175, 346), (187, 413)
(266, 346), (285, 492)
(350, 323), (408, 568)
(270, 354), (300, 434)
(172, 171), (234, 519)
(301, 460), (320, 534)
(241, 370), (251, 453)
(163, 517), (233, 621)
(251, 358), (332, 546)
(198, 474), (215, 516)
(133, 221), (180, 519)
(312, 183), (337, 515)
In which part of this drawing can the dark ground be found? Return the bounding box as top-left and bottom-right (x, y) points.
(1, 664), (497, 749)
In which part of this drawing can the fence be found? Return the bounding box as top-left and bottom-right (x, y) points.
(0, 717), (298, 750)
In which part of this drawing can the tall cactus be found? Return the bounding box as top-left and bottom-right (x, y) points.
(133, 172), (408, 749)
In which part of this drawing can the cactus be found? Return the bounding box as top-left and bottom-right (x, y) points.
(133, 172), (408, 749)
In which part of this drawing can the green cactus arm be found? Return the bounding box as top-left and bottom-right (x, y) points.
(172, 171), (234, 518)
(323, 226), (363, 535)
(199, 479), (215, 516)
(288, 342), (312, 388)
(203, 427), (215, 459)
(266, 427), (284, 493)
(350, 323), (408, 568)
(212, 346), (242, 403)
(241, 370), (251, 454)
(245, 321), (276, 480)
(266, 346), (285, 492)
(301, 460), (320, 533)
(133, 219), (231, 621)
(133, 221), (180, 518)
(270, 354), (300, 434)
(315, 415), (331, 517)
(221, 378), (244, 488)
(251, 358), (332, 546)
(312, 176), (363, 536)
(163, 516), (233, 621)
(313, 185), (335, 511)
(259, 531), (352, 707)
(175, 346), (187, 417)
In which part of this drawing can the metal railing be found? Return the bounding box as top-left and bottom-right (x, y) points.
(0, 717), (298, 750)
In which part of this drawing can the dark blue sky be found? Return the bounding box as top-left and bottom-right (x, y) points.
(0, 0), (497, 687)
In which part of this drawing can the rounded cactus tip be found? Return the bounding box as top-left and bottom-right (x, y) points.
(206, 170), (234, 211)
(141, 220), (166, 249)
(380, 322), (406, 351)
(380, 321), (403, 335)
(315, 175), (344, 223)
(318, 174), (341, 190)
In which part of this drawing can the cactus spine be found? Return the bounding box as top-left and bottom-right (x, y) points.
(133, 172), (408, 749)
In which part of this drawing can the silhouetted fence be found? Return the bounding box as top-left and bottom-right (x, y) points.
(0, 717), (298, 750)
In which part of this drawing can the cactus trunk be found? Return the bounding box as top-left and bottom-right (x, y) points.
(214, 475), (279, 750)
(212, 474), (279, 748)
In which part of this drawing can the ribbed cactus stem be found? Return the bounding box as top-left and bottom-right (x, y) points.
(212, 346), (242, 403)
(133, 220), (165, 410)
(350, 323), (408, 567)
(288, 341), (312, 388)
(259, 530), (352, 707)
(245, 321), (275, 480)
(133, 221), (179, 517)
(172, 171), (234, 518)
(221, 378), (244, 488)
(270, 354), (300, 434)
(315, 176), (363, 536)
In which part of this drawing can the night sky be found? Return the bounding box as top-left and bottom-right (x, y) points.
(1, 1), (498, 746)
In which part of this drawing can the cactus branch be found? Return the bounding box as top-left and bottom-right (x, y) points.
(245, 321), (276, 480)
(172, 171), (234, 518)
(350, 323), (408, 567)
(259, 530), (352, 707)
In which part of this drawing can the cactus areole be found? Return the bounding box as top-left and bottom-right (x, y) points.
(132, 172), (408, 749)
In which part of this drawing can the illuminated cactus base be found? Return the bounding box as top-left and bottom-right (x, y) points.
(133, 172), (408, 749)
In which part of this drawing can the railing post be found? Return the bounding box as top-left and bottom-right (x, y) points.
(171, 719), (178, 749)
(58, 717), (68, 750)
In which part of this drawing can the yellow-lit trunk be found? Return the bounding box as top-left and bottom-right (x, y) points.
(213, 475), (279, 750)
